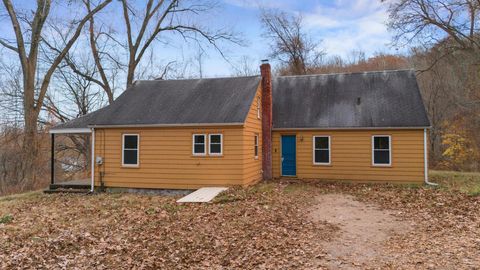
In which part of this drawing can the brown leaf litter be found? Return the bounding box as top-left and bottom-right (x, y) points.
(0, 181), (479, 269)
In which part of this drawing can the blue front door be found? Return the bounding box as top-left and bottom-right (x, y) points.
(281, 135), (296, 176)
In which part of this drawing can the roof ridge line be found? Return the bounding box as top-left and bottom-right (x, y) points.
(276, 69), (414, 78)
(135, 75), (261, 83)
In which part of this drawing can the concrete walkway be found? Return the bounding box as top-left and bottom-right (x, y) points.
(177, 187), (228, 203)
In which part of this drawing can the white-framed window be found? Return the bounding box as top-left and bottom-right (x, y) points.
(257, 97), (261, 119)
(372, 135), (391, 166)
(122, 134), (139, 166)
(254, 134), (259, 159)
(209, 134), (223, 155)
(193, 134), (206, 155)
(313, 136), (331, 165)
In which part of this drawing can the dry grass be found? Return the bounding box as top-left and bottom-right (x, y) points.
(0, 171), (479, 269)
(0, 128), (50, 196)
(430, 170), (480, 195)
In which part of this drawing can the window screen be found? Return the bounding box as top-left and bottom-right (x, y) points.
(193, 134), (206, 155)
(314, 136), (330, 164)
(373, 136), (391, 165)
(123, 135), (139, 165)
(209, 134), (222, 155)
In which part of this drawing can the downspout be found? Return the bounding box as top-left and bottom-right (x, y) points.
(90, 128), (95, 192)
(424, 128), (438, 186)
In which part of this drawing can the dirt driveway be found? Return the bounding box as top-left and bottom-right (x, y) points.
(310, 194), (412, 269)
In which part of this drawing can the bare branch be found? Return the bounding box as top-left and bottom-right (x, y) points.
(121, 0), (242, 86)
(0, 38), (18, 52)
(260, 9), (324, 75)
(2, 0), (28, 70)
(35, 0), (112, 114)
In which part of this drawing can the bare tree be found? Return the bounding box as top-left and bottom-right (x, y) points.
(385, 0), (480, 169)
(194, 46), (205, 78)
(386, 0), (480, 59)
(43, 19), (123, 105)
(121, 0), (241, 87)
(54, 0), (240, 104)
(43, 62), (102, 179)
(260, 9), (324, 75)
(0, 0), (112, 181)
(0, 61), (23, 126)
(231, 55), (258, 76)
(309, 52), (410, 74)
(43, 59), (105, 123)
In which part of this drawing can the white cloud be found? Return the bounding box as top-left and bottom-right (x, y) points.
(224, 0), (287, 9)
(303, 0), (393, 57)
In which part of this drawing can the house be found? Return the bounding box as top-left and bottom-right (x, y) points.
(50, 61), (431, 192)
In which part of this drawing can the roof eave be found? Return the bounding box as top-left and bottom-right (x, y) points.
(49, 128), (92, 134)
(88, 122), (245, 129)
(272, 126), (432, 131)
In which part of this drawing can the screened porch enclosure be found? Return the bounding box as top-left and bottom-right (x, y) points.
(47, 128), (93, 193)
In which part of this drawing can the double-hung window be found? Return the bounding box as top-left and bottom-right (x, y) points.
(193, 134), (206, 155)
(254, 134), (259, 159)
(209, 134), (223, 155)
(372, 135), (391, 166)
(122, 134), (139, 166)
(313, 136), (330, 165)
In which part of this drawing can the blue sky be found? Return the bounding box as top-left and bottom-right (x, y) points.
(0, 0), (398, 123)
(0, 0), (397, 77)
(195, 0), (397, 76)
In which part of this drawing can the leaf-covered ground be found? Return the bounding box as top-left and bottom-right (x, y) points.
(0, 172), (479, 269)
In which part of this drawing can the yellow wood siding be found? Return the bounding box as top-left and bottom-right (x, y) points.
(94, 126), (245, 189)
(272, 130), (425, 183)
(93, 84), (263, 189)
(242, 85), (263, 185)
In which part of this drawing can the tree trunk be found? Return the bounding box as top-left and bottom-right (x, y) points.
(22, 70), (39, 184)
(126, 56), (136, 88)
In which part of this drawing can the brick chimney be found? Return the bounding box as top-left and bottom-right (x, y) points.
(260, 60), (273, 180)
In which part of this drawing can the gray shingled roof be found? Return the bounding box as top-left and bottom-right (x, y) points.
(53, 76), (261, 129)
(53, 69), (430, 131)
(272, 70), (430, 129)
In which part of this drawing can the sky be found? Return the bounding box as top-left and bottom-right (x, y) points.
(0, 0), (397, 77)
(0, 0), (398, 124)
(194, 0), (397, 76)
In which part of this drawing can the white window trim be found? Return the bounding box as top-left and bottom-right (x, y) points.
(192, 134), (207, 156)
(254, 134), (259, 159)
(208, 134), (223, 156)
(372, 135), (392, 166)
(312, 136), (331, 165)
(122, 134), (140, 167)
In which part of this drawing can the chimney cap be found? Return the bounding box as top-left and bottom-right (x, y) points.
(261, 59), (269, 64)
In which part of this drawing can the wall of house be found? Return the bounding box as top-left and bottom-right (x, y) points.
(94, 126), (246, 189)
(92, 85), (263, 189)
(242, 85), (263, 185)
(272, 129), (425, 183)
